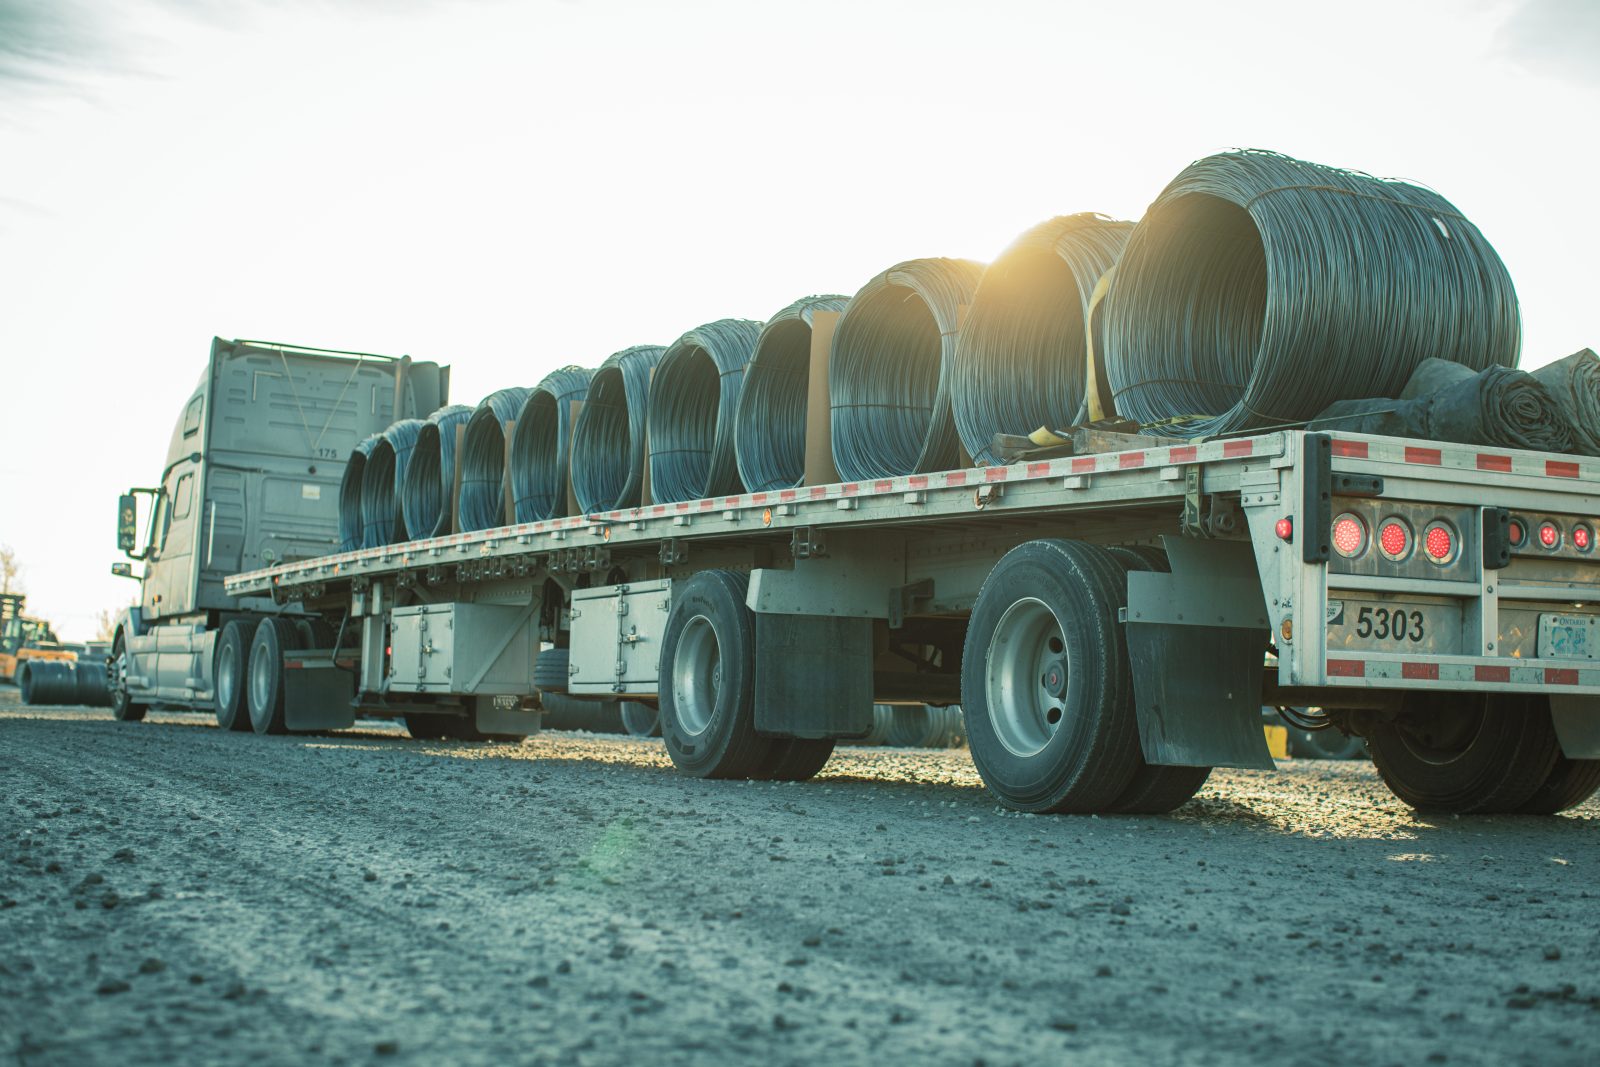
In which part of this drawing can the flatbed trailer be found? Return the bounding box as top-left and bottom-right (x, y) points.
(220, 426), (1600, 815)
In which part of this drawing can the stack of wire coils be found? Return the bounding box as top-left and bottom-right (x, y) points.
(456, 387), (531, 532)
(648, 319), (764, 503)
(733, 294), (851, 493)
(951, 214), (1133, 463)
(570, 345), (666, 514)
(829, 257), (985, 481)
(400, 403), (473, 539)
(1100, 149), (1519, 437)
(511, 366), (594, 521)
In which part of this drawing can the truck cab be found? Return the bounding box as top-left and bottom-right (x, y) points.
(109, 338), (447, 719)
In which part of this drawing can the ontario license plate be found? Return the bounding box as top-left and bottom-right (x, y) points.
(1538, 614), (1599, 660)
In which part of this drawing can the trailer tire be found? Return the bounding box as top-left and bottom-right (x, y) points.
(405, 713), (454, 740)
(1102, 548), (1211, 814)
(758, 738), (835, 781)
(213, 621), (253, 732)
(659, 570), (774, 779)
(109, 633), (148, 723)
(1366, 692), (1560, 814)
(961, 539), (1141, 813)
(534, 648), (570, 694)
(247, 618), (302, 736)
(1514, 700), (1600, 813)
(621, 701), (661, 738)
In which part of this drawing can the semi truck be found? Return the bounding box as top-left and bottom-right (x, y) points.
(107, 338), (449, 722)
(110, 341), (1600, 816)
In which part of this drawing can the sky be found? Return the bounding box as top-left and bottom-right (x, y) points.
(1, 0), (1597, 639)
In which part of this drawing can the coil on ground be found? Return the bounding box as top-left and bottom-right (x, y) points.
(456, 387), (531, 532)
(951, 215), (1133, 463)
(570, 345), (666, 513)
(361, 419), (425, 547)
(647, 319), (764, 504)
(732, 294), (851, 492)
(829, 257), (985, 481)
(509, 366), (594, 522)
(338, 433), (383, 551)
(1101, 149), (1519, 437)
(400, 404), (473, 539)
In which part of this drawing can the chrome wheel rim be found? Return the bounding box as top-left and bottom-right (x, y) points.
(985, 597), (1069, 757)
(249, 641), (273, 721)
(671, 614), (719, 736)
(216, 641), (238, 713)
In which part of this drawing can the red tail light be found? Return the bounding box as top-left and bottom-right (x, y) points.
(1331, 513), (1367, 557)
(1377, 519), (1411, 561)
(1274, 517), (1293, 541)
(1575, 524), (1593, 552)
(1423, 521), (1457, 564)
(1509, 519), (1526, 547)
(1538, 521), (1561, 550)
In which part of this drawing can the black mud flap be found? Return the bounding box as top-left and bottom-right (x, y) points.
(1124, 537), (1275, 770)
(1550, 695), (1600, 759)
(282, 651), (357, 732)
(753, 614), (874, 739)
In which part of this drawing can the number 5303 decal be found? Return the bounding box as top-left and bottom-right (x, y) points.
(1354, 606), (1425, 642)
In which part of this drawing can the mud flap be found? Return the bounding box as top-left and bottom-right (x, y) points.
(1124, 537), (1275, 769)
(752, 614), (874, 739)
(281, 651), (357, 732)
(475, 695), (542, 738)
(1549, 695), (1600, 758)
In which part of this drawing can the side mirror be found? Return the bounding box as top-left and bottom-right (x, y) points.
(111, 562), (134, 579)
(117, 494), (139, 553)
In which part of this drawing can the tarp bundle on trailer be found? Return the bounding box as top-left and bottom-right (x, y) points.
(1309, 358), (1576, 453)
(1530, 349), (1600, 457)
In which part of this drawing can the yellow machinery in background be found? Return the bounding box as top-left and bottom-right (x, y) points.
(0, 593), (75, 683)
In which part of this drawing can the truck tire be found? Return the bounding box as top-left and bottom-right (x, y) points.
(1514, 700), (1600, 813)
(961, 539), (1142, 813)
(534, 648), (570, 694)
(758, 738), (836, 781)
(1102, 549), (1211, 814)
(213, 620), (253, 732)
(405, 713), (454, 740)
(659, 570), (775, 779)
(621, 701), (661, 738)
(1366, 692), (1559, 814)
(247, 618), (302, 736)
(108, 633), (148, 723)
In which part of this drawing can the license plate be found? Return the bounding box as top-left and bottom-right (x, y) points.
(1538, 614), (1599, 660)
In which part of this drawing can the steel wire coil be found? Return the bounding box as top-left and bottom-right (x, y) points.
(732, 294), (851, 492)
(338, 433), (383, 551)
(400, 404), (473, 539)
(951, 215), (1133, 463)
(829, 257), (985, 481)
(360, 418), (425, 547)
(647, 318), (764, 503)
(510, 366), (594, 522)
(570, 345), (666, 513)
(1101, 149), (1519, 437)
(456, 387), (532, 532)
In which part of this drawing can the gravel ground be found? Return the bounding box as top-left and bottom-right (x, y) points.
(2, 693), (1597, 1067)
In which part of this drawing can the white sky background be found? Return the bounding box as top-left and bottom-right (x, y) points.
(0, 0), (1596, 639)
